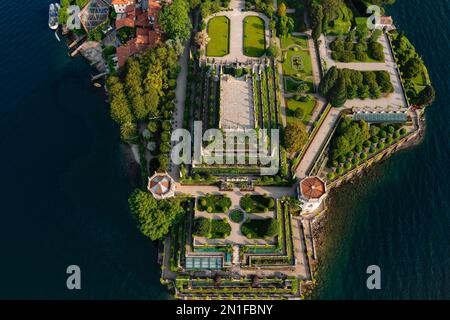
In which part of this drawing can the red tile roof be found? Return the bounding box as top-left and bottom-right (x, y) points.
(112, 0), (134, 4)
(116, 17), (135, 29)
(300, 177), (326, 200)
(135, 9), (150, 28)
(116, 28), (161, 67)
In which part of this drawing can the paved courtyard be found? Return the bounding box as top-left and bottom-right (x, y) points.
(194, 210), (277, 246)
(204, 0), (270, 63)
(219, 75), (254, 129)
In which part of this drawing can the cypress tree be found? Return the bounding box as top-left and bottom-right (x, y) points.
(329, 77), (347, 107)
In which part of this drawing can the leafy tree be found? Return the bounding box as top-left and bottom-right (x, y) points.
(125, 59), (148, 121)
(322, 0), (342, 20)
(369, 41), (384, 61)
(266, 43), (281, 59)
(277, 2), (287, 17)
(159, 0), (192, 42)
(328, 77), (347, 107)
(195, 30), (209, 47)
(309, 4), (324, 40)
(296, 81), (310, 97)
(329, 117), (370, 160)
(58, 6), (69, 24)
(402, 56), (422, 79)
(193, 217), (210, 237)
(330, 36), (344, 52)
(128, 189), (185, 241)
(284, 122), (308, 154)
(319, 66), (339, 97)
(358, 84), (370, 99)
(370, 29), (383, 42)
(120, 122), (138, 142)
(416, 85), (435, 107)
(107, 76), (134, 125)
(277, 15), (294, 37)
(347, 84), (358, 99)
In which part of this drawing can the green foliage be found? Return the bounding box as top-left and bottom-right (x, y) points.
(283, 121), (308, 154)
(193, 217), (231, 238)
(240, 195), (275, 213)
(266, 43), (281, 59)
(241, 218), (278, 239)
(210, 219), (231, 238)
(329, 116), (370, 160)
(159, 0), (192, 42)
(320, 67), (394, 105)
(58, 6), (69, 25)
(415, 85), (435, 107)
(197, 194), (232, 213)
(107, 76), (134, 125)
(328, 77), (347, 107)
(230, 210), (245, 223)
(193, 217), (210, 237)
(309, 4), (324, 40)
(277, 15), (295, 38)
(128, 189), (185, 240)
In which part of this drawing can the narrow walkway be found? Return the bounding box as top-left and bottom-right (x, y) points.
(169, 41), (189, 181)
(295, 108), (340, 179)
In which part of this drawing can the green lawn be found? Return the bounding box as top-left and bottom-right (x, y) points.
(284, 77), (314, 94)
(281, 48), (312, 80)
(243, 16), (266, 57)
(206, 16), (230, 57)
(280, 34), (308, 50)
(286, 98), (317, 125)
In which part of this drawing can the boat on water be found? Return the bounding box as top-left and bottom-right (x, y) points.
(48, 3), (59, 30)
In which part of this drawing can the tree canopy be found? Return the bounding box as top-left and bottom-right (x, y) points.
(284, 122), (308, 154)
(158, 0), (192, 42)
(128, 189), (185, 241)
(329, 116), (370, 160)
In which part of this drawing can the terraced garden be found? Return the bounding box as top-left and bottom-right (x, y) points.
(280, 34), (317, 127)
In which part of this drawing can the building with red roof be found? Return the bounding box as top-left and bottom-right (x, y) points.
(114, 0), (164, 67)
(112, 0), (135, 13)
(116, 27), (161, 67)
(147, 172), (176, 199)
(298, 176), (327, 214)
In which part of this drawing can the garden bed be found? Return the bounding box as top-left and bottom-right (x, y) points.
(197, 194), (232, 213)
(241, 218), (278, 239)
(240, 194), (275, 213)
(193, 217), (231, 239)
